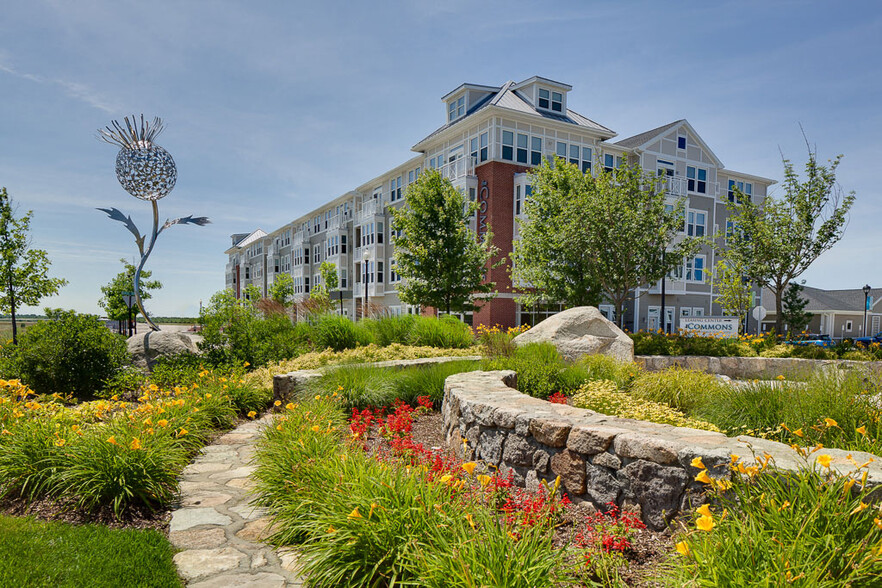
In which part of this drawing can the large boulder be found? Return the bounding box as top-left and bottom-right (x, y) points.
(513, 306), (634, 363)
(128, 330), (199, 371)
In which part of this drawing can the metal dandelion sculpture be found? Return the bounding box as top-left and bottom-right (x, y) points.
(98, 115), (209, 332)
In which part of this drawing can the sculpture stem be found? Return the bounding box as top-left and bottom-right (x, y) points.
(134, 200), (161, 332)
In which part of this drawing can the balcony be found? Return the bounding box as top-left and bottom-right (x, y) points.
(663, 177), (688, 197)
(438, 157), (475, 182)
(357, 199), (381, 221)
(292, 231), (306, 247)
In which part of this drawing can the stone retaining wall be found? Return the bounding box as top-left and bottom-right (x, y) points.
(272, 356), (481, 403)
(636, 355), (882, 379)
(442, 370), (882, 530)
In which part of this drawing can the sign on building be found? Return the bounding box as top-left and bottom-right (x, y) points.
(679, 316), (740, 338)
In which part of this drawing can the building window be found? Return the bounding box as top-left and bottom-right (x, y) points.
(377, 222), (384, 244)
(678, 136), (687, 150)
(340, 268), (347, 289)
(727, 180), (753, 203)
(448, 96), (465, 121)
(604, 154), (622, 173)
(390, 176), (402, 201)
(377, 261), (384, 283)
(479, 132), (488, 162)
(845, 320), (853, 332)
(516, 133), (528, 164)
(685, 256), (705, 282)
(408, 170), (414, 184)
(514, 185), (522, 216)
(313, 246), (320, 264)
(304, 276), (309, 294)
(538, 88), (563, 112)
(530, 136), (542, 166)
(687, 166), (707, 194)
(470, 137), (478, 164)
(686, 210), (706, 237)
(502, 130), (514, 161)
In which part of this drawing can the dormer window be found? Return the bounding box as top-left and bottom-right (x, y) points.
(538, 88), (563, 112)
(448, 96), (465, 121)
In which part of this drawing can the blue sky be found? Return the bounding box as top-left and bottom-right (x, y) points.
(2, 0), (880, 317)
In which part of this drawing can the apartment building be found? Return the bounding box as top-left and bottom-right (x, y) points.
(224, 75), (775, 331)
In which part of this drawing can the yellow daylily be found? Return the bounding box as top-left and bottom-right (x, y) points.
(675, 541), (691, 556)
(461, 462), (477, 476)
(130, 438), (142, 450)
(851, 502), (869, 514)
(857, 425), (867, 436)
(247, 410), (257, 419)
(695, 470), (713, 484)
(106, 435), (118, 445)
(824, 418), (838, 428)
(816, 454), (832, 468)
(696, 504), (712, 517)
(690, 457), (705, 469)
(348, 507), (362, 519)
(696, 515), (715, 532)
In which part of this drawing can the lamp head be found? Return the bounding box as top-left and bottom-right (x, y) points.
(863, 284), (872, 295)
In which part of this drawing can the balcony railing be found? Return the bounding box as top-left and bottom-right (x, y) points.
(438, 157), (475, 182)
(357, 199), (381, 221)
(663, 176), (687, 197)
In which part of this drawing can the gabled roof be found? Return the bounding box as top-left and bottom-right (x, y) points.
(613, 119), (724, 168)
(224, 229), (266, 254)
(412, 80), (615, 151)
(763, 285), (882, 314)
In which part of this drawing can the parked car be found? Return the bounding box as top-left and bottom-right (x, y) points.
(855, 331), (882, 346)
(786, 333), (835, 348)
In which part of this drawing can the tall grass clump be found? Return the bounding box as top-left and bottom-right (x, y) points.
(391, 360), (481, 405)
(312, 314), (373, 351)
(304, 365), (396, 410)
(629, 366), (729, 414)
(668, 458), (882, 586)
(363, 315), (416, 346)
(576, 354), (641, 389)
(408, 315), (474, 349)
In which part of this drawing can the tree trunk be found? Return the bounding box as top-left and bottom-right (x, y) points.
(775, 283), (785, 336)
(615, 298), (625, 330)
(8, 272), (16, 345)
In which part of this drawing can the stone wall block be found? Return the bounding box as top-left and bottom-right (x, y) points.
(533, 449), (551, 474)
(585, 463), (622, 508)
(614, 433), (684, 465)
(619, 459), (689, 531)
(567, 425), (626, 455)
(502, 434), (535, 467)
(476, 429), (506, 465)
(677, 447), (732, 479)
(491, 407), (521, 429)
(460, 402), (476, 425)
(529, 418), (571, 448)
(550, 449), (587, 495)
(498, 464), (526, 486)
(591, 451), (622, 470)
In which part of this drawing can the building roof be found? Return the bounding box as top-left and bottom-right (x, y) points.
(412, 79), (615, 151)
(614, 120), (685, 149)
(224, 229), (266, 254)
(763, 285), (882, 313)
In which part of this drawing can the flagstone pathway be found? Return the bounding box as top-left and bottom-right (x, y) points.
(168, 414), (306, 587)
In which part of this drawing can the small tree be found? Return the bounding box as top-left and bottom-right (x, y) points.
(513, 158), (696, 327)
(98, 258), (162, 329)
(390, 169), (499, 315)
(0, 188), (68, 344)
(781, 281), (812, 335)
(725, 141), (855, 334)
(715, 258), (752, 334)
(268, 273), (294, 305)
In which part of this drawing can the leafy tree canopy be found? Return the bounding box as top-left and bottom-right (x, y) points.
(782, 281), (812, 335)
(724, 140), (855, 334)
(715, 257), (752, 334)
(0, 188), (68, 344)
(98, 258), (162, 322)
(390, 169), (499, 315)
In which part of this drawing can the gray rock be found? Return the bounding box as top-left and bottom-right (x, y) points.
(585, 464), (622, 507)
(550, 449), (586, 495)
(128, 330), (198, 371)
(619, 460), (688, 530)
(513, 306), (634, 363)
(613, 432), (684, 465)
(591, 451), (622, 470)
(529, 418), (571, 448)
(173, 546), (247, 581)
(189, 572), (287, 588)
(533, 449), (551, 473)
(502, 434), (534, 467)
(476, 429), (506, 465)
(170, 508), (233, 532)
(567, 425), (626, 455)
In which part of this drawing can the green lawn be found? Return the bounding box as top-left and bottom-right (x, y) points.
(0, 515), (182, 588)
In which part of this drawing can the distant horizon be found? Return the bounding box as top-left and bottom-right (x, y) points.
(3, 1), (880, 317)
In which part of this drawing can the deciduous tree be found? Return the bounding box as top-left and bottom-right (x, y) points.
(714, 258), (752, 334)
(724, 142), (855, 334)
(98, 258), (162, 327)
(781, 281), (812, 335)
(390, 169), (498, 315)
(0, 188), (68, 344)
(512, 158), (696, 327)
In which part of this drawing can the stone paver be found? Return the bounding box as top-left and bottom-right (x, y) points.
(170, 415), (306, 586)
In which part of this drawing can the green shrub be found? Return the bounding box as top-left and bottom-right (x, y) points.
(629, 367), (729, 414)
(630, 331), (757, 357)
(391, 360), (481, 406)
(571, 380), (720, 431)
(483, 343), (571, 400)
(306, 365), (396, 409)
(788, 345), (834, 360)
(7, 309), (129, 398)
(101, 366), (148, 399)
(759, 344), (793, 358)
(577, 354), (641, 389)
(409, 315), (474, 349)
(0, 418), (63, 501)
(840, 350), (874, 361)
(150, 352), (209, 388)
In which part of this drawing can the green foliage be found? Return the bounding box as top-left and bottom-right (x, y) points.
(668, 464), (882, 587)
(313, 314), (373, 352)
(571, 380), (720, 432)
(98, 258), (162, 322)
(0, 188), (68, 344)
(0, 515), (182, 588)
(150, 352), (210, 388)
(513, 157), (697, 324)
(362, 314), (416, 346)
(714, 257), (752, 333)
(390, 168), (499, 314)
(268, 273), (294, 305)
(723, 142), (855, 334)
(199, 289), (307, 367)
(6, 309), (129, 397)
(630, 331), (758, 357)
(629, 367), (729, 414)
(788, 344), (834, 360)
(782, 281), (812, 335)
(577, 354), (642, 389)
(408, 315), (474, 349)
(483, 342), (584, 399)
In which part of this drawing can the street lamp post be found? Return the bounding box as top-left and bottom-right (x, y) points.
(660, 250), (667, 333)
(863, 284), (872, 337)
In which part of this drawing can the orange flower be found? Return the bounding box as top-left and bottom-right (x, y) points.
(824, 418), (838, 428)
(247, 410), (257, 419)
(857, 426), (867, 436)
(106, 435), (118, 445)
(461, 462), (477, 476)
(696, 515), (715, 532)
(695, 470), (713, 484)
(348, 507), (362, 519)
(130, 438), (142, 450)
(690, 457), (706, 469)
(696, 504), (712, 517)
(816, 454), (832, 468)
(675, 541), (691, 556)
